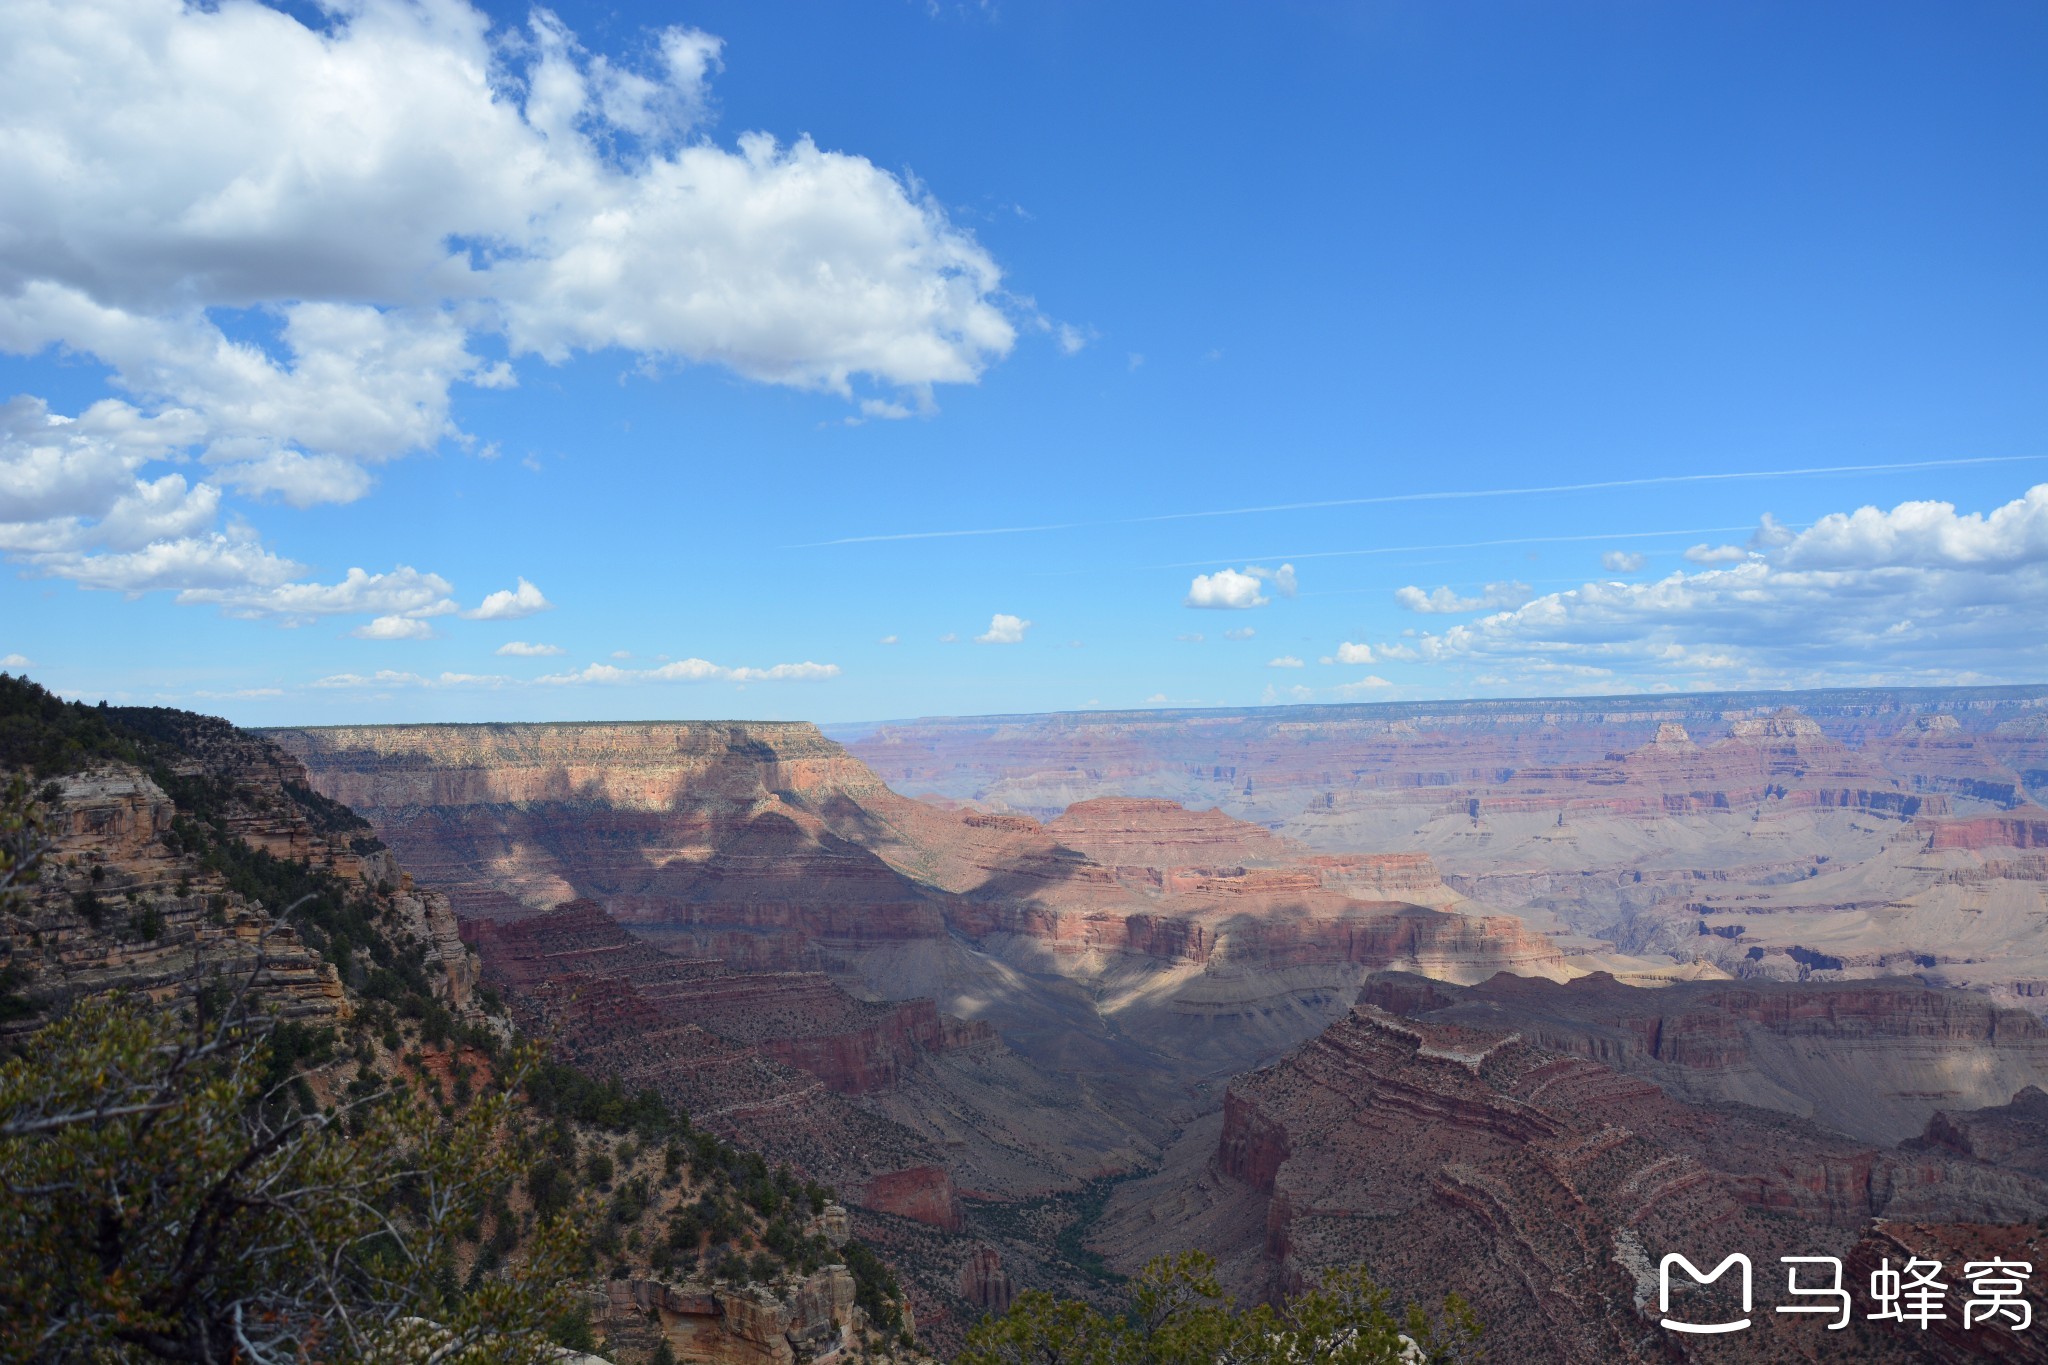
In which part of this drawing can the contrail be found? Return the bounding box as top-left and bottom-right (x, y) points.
(797, 454), (2041, 547)
(1149, 525), (1762, 570)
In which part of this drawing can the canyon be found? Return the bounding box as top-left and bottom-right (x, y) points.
(263, 685), (2048, 1358)
(843, 686), (2048, 1007)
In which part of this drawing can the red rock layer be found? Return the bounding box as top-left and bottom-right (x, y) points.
(1927, 808), (2048, 851)
(1147, 1004), (2048, 1363)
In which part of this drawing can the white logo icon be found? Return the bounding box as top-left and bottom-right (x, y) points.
(1659, 1253), (1752, 1335)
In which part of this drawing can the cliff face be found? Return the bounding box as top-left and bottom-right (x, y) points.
(1358, 971), (2048, 1144)
(842, 689), (2048, 1008)
(270, 720), (1585, 1099)
(1097, 1003), (2048, 1364)
(2, 722), (480, 1037)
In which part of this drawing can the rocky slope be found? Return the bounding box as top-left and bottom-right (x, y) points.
(1094, 999), (2048, 1363)
(1356, 970), (2048, 1143)
(0, 681), (931, 1365)
(843, 687), (2048, 1006)
(269, 720), (1589, 1097)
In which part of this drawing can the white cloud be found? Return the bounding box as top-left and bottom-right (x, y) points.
(1186, 567), (1267, 610)
(0, 1), (1015, 481)
(1334, 675), (1394, 695)
(1055, 323), (1090, 355)
(1177, 633), (1205, 643)
(351, 614), (435, 641)
(878, 634), (899, 645)
(0, 653), (31, 668)
(1393, 485), (2048, 688)
(1749, 512), (1796, 550)
(178, 564), (458, 621)
(939, 632), (959, 644)
(464, 577), (552, 621)
(1223, 627), (1255, 640)
(1334, 641), (1374, 664)
(1249, 563), (1298, 598)
(1267, 655), (1304, 668)
(312, 670), (514, 690)
(1601, 550), (1646, 573)
(0, 0), (1017, 626)
(1394, 581), (1532, 614)
(1683, 544), (1750, 565)
(976, 613), (1031, 644)
(538, 658), (839, 684)
(495, 640), (564, 657)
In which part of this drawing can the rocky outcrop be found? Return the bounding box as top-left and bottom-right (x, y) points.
(275, 721), (1587, 1110)
(841, 688), (2048, 1007)
(1099, 1002), (2048, 1364)
(1909, 1085), (2048, 1179)
(590, 1267), (870, 1365)
(1361, 971), (2048, 1144)
(1927, 808), (2048, 851)
(3, 763), (354, 1033)
(852, 1166), (964, 1233)
(955, 1248), (1013, 1315)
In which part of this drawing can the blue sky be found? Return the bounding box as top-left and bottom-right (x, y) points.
(2, 0), (2044, 723)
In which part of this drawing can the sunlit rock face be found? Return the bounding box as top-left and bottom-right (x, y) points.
(842, 686), (2048, 1008)
(269, 719), (1584, 1093)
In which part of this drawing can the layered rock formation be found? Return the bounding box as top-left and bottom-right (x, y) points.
(842, 687), (2048, 1006)
(270, 721), (1586, 1096)
(584, 1267), (878, 1365)
(1356, 971), (2048, 1144)
(2, 723), (479, 1037)
(1096, 1000), (2048, 1363)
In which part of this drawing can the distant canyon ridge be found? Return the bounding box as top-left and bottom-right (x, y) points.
(264, 684), (2048, 1359)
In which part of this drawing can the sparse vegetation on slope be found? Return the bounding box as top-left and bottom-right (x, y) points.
(0, 676), (921, 1363)
(957, 1251), (1482, 1365)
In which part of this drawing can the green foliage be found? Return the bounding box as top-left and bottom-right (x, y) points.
(0, 675), (149, 779)
(957, 1251), (1483, 1365)
(842, 1239), (904, 1333)
(524, 1056), (679, 1137)
(0, 995), (587, 1363)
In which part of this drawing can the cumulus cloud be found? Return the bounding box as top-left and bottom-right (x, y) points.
(1334, 641), (1374, 664)
(1393, 485), (2048, 688)
(1186, 568), (1267, 610)
(0, 1), (1013, 457)
(1267, 655), (1304, 668)
(495, 640), (564, 656)
(0, 0), (1016, 630)
(1251, 563), (1299, 598)
(1334, 676), (1394, 695)
(0, 653), (31, 669)
(976, 613), (1031, 644)
(1601, 551), (1646, 573)
(1223, 627), (1255, 640)
(878, 634), (899, 645)
(464, 577), (552, 621)
(1394, 581), (1533, 614)
(351, 614), (435, 641)
(1683, 544), (1750, 565)
(178, 565), (458, 621)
